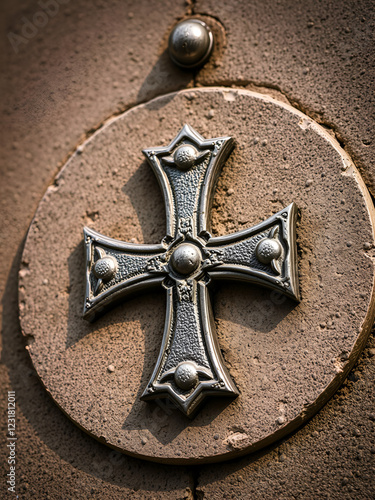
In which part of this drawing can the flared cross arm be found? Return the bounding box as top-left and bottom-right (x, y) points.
(140, 279), (240, 416)
(142, 124), (234, 241)
(82, 124), (300, 417)
(82, 227), (168, 321)
(205, 202), (300, 301)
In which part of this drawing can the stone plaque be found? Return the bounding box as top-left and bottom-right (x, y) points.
(19, 88), (375, 463)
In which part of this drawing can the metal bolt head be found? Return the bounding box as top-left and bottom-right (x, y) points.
(174, 145), (198, 170)
(93, 256), (117, 281)
(170, 243), (201, 275)
(256, 238), (282, 264)
(174, 361), (199, 390)
(168, 19), (213, 69)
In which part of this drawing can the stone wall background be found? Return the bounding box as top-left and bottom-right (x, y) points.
(0, 0), (374, 498)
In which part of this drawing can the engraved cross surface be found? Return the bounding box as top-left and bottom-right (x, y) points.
(83, 125), (300, 417)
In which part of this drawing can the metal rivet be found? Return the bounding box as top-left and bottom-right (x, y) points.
(170, 243), (201, 275)
(255, 238), (282, 264)
(168, 19), (213, 69)
(174, 145), (198, 170)
(93, 256), (117, 281)
(174, 361), (199, 390)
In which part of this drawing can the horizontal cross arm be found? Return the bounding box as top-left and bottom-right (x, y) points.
(204, 203), (300, 302)
(83, 227), (168, 321)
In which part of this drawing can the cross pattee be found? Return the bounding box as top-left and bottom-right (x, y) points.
(83, 125), (300, 417)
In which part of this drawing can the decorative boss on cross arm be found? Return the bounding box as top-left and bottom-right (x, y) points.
(82, 125), (300, 417)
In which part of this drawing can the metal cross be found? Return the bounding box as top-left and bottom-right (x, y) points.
(83, 125), (300, 417)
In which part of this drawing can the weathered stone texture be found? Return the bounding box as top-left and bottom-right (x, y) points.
(18, 88), (375, 465)
(1, 0), (374, 498)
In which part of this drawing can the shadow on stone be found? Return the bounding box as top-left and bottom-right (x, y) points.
(212, 280), (298, 333)
(136, 48), (192, 105)
(121, 159), (166, 245)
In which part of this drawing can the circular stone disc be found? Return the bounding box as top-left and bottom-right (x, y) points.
(19, 88), (375, 464)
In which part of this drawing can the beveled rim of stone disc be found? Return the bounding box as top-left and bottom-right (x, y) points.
(19, 87), (375, 464)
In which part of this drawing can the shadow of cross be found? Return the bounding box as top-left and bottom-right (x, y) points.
(83, 124), (300, 417)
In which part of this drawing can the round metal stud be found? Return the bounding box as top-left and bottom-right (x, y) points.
(174, 145), (198, 170)
(170, 243), (201, 275)
(168, 19), (214, 69)
(93, 255), (118, 281)
(174, 361), (199, 390)
(255, 238), (282, 264)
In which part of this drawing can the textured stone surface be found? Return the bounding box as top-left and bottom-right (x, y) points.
(1, 0), (375, 496)
(19, 88), (375, 463)
(0, 0), (192, 305)
(196, 334), (375, 499)
(0, 0), (194, 497)
(195, 0), (375, 197)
